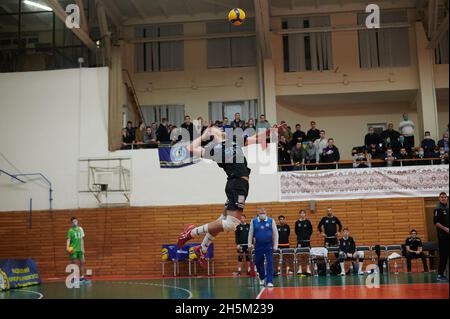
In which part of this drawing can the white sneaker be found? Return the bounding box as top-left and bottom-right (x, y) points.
(259, 279), (265, 286)
(266, 283), (274, 288)
(358, 270), (364, 275)
(339, 271), (346, 276)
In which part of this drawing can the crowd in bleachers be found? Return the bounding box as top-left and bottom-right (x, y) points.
(121, 112), (449, 169)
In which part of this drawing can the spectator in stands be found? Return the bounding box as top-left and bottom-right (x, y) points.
(413, 147), (427, 165)
(244, 119), (256, 138)
(278, 135), (291, 171)
(126, 121), (136, 142)
(292, 124), (306, 147)
(367, 143), (382, 160)
(181, 115), (194, 140)
(256, 114), (271, 131)
(398, 147), (411, 160)
(314, 130), (328, 163)
(232, 113), (245, 130)
(222, 117), (232, 130)
(291, 141), (306, 171)
(295, 210), (313, 275)
(384, 148), (397, 167)
(364, 127), (380, 149)
(438, 132), (449, 153)
(121, 128), (133, 149)
(143, 126), (157, 147)
(439, 147), (449, 164)
(381, 123), (400, 147)
(434, 192), (449, 282)
(276, 215), (292, 276)
(353, 148), (371, 168)
(338, 228), (365, 276)
(318, 208), (342, 247)
(151, 122), (158, 135)
(421, 131), (437, 158)
(134, 122), (146, 147)
(307, 121), (321, 142)
(320, 138), (340, 165)
(304, 140), (317, 168)
(399, 113), (415, 150)
(391, 135), (408, 155)
(285, 126), (293, 145)
(405, 229), (429, 273)
(156, 118), (170, 142)
(235, 214), (251, 276)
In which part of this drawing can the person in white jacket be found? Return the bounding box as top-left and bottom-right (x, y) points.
(248, 208), (279, 287)
(399, 113), (415, 151)
(314, 130), (328, 163)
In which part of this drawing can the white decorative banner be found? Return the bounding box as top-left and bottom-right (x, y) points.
(279, 166), (450, 201)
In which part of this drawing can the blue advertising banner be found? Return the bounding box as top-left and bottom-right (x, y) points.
(0, 259), (41, 291)
(158, 144), (199, 168)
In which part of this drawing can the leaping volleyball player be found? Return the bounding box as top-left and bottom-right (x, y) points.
(176, 125), (271, 265)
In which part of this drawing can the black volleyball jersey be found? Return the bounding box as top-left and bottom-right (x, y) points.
(204, 140), (251, 179)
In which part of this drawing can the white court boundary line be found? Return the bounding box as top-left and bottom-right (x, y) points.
(110, 281), (193, 299)
(256, 287), (266, 299)
(2, 289), (44, 299)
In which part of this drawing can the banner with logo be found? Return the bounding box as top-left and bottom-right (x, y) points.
(280, 166), (449, 201)
(0, 259), (41, 291)
(158, 144), (199, 169)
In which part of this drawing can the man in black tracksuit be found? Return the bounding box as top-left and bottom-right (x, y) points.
(338, 228), (365, 276)
(235, 214), (251, 275)
(434, 192), (449, 281)
(295, 210), (313, 274)
(276, 215), (291, 275)
(405, 229), (429, 273)
(318, 207), (342, 247)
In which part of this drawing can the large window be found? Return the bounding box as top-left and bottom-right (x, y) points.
(208, 100), (258, 122)
(135, 24), (184, 72)
(358, 10), (410, 68)
(140, 105), (185, 126)
(206, 19), (256, 68)
(282, 16), (333, 72)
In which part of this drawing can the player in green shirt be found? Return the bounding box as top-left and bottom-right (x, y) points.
(66, 217), (86, 281)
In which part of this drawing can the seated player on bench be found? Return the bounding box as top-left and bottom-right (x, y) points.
(405, 229), (429, 273)
(338, 228), (364, 276)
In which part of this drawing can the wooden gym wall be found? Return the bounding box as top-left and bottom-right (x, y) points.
(0, 198), (428, 278)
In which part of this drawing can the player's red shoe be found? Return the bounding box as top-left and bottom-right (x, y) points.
(176, 224), (195, 248)
(193, 245), (208, 268)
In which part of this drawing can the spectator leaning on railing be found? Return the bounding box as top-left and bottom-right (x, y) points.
(304, 140), (317, 167)
(156, 118), (170, 143)
(384, 148), (397, 167)
(143, 126), (157, 147)
(320, 138), (340, 165)
(291, 141), (306, 171)
(353, 148), (371, 168)
(125, 121), (136, 142)
(181, 115), (194, 140)
(256, 114), (271, 131)
(232, 113), (245, 130)
(367, 143), (382, 160)
(278, 135), (291, 171)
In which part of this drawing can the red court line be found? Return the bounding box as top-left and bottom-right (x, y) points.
(258, 283), (449, 299)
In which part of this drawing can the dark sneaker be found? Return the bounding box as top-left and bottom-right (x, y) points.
(437, 275), (449, 282)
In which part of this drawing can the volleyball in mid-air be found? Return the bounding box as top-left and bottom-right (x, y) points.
(228, 8), (246, 26)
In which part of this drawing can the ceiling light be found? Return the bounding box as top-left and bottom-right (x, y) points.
(23, 1), (53, 12)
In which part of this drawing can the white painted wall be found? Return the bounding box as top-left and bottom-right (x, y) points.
(0, 68), (278, 211)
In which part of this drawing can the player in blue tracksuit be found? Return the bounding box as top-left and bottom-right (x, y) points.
(248, 208), (279, 287)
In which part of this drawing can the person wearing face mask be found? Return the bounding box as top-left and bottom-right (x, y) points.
(391, 135), (407, 156)
(248, 208), (279, 287)
(421, 131), (437, 158)
(434, 192), (449, 281)
(399, 113), (415, 151)
(384, 148), (397, 167)
(413, 147), (427, 165)
(66, 217), (86, 283)
(438, 132), (449, 153)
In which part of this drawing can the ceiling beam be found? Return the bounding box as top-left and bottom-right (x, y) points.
(254, 0), (272, 59)
(98, 0), (123, 28)
(96, 0), (111, 63)
(45, 0), (96, 50)
(427, 13), (449, 48)
(129, 0), (147, 19)
(127, 31), (256, 44)
(157, 0), (169, 18)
